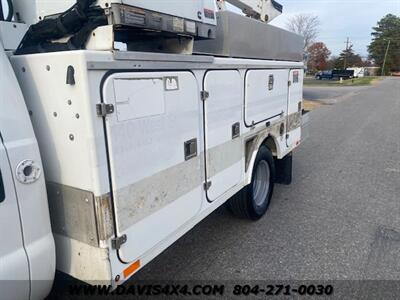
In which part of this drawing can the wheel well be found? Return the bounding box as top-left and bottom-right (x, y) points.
(263, 136), (293, 185)
(262, 136), (278, 156)
(245, 135), (279, 181)
(245, 135), (279, 172)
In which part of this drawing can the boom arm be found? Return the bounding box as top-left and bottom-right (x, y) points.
(217, 0), (283, 22)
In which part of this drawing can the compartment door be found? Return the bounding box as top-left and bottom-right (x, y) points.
(286, 69), (304, 147)
(102, 72), (203, 263)
(245, 69), (290, 127)
(0, 140), (30, 300)
(203, 70), (243, 201)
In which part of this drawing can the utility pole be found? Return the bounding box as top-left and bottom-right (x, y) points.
(381, 39), (391, 76)
(344, 37), (350, 69)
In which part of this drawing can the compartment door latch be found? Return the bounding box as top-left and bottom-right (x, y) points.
(204, 181), (212, 191)
(111, 234), (127, 250)
(184, 138), (198, 161)
(96, 103), (115, 117)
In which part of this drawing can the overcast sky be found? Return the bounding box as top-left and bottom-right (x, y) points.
(231, 0), (399, 58)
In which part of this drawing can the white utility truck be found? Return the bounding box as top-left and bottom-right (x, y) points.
(0, 0), (305, 299)
(347, 67), (365, 78)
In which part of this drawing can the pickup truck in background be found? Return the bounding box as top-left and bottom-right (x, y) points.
(315, 69), (355, 80)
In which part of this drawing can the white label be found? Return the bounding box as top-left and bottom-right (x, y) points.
(173, 17), (184, 32)
(185, 21), (196, 34)
(113, 78), (165, 122)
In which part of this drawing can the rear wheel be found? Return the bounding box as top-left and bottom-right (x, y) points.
(228, 145), (275, 220)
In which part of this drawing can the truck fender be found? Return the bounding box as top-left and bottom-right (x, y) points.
(245, 135), (280, 185)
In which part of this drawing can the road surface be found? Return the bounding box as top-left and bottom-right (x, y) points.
(303, 85), (371, 103)
(133, 78), (400, 282)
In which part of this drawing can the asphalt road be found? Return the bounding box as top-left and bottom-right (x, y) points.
(133, 78), (400, 282)
(303, 85), (371, 103)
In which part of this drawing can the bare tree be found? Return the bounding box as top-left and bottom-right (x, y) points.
(286, 14), (320, 51)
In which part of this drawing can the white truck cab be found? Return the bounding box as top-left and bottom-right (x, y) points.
(0, 40), (55, 300)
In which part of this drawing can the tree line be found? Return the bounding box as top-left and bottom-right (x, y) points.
(286, 14), (400, 75)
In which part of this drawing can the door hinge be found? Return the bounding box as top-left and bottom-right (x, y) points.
(200, 90), (209, 101)
(111, 234), (127, 250)
(204, 181), (212, 191)
(96, 103), (114, 117)
(288, 81), (292, 87)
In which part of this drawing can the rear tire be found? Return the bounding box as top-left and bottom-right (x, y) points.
(228, 145), (275, 220)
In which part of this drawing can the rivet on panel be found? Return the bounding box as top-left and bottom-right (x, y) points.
(69, 134), (75, 141)
(46, 65), (51, 71)
(68, 100), (72, 105)
(75, 113), (80, 119)
(53, 112), (58, 117)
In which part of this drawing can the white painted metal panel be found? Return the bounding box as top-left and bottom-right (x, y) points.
(287, 69), (303, 147)
(0, 22), (28, 51)
(1, 43), (55, 300)
(245, 69), (289, 126)
(116, 0), (217, 25)
(103, 71), (203, 263)
(0, 143), (30, 300)
(288, 69), (303, 116)
(13, 0), (217, 25)
(10, 51), (111, 197)
(12, 0), (76, 24)
(204, 70), (243, 201)
(113, 78), (165, 122)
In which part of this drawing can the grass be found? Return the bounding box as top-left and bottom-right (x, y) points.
(304, 76), (381, 87)
(303, 100), (326, 112)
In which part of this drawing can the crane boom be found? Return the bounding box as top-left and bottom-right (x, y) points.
(218, 0), (282, 22)
(9, 0), (285, 55)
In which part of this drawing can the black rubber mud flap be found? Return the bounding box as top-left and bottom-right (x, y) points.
(274, 152), (293, 185)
